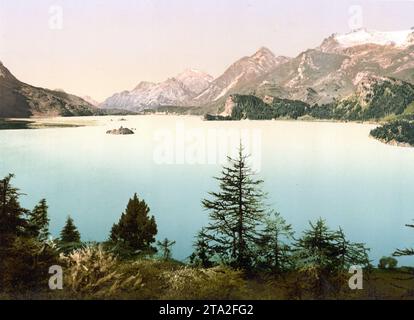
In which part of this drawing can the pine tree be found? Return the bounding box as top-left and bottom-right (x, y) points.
(201, 144), (267, 270)
(60, 216), (81, 244)
(157, 238), (176, 260)
(257, 212), (294, 272)
(293, 219), (370, 298)
(0, 174), (29, 287)
(190, 229), (213, 268)
(0, 175), (58, 290)
(0, 174), (28, 245)
(110, 193), (158, 254)
(27, 199), (50, 242)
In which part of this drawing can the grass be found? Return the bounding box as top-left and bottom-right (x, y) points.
(403, 101), (414, 115)
(3, 258), (412, 300)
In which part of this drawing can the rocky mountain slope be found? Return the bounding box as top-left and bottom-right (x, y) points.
(193, 47), (290, 105)
(102, 28), (414, 114)
(214, 75), (414, 121)
(101, 69), (214, 111)
(251, 28), (414, 107)
(0, 62), (97, 118)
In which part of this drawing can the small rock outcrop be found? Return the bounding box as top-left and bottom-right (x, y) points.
(106, 126), (134, 135)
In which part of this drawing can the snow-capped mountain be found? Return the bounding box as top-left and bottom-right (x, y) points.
(319, 28), (414, 53)
(101, 69), (213, 111)
(252, 28), (414, 105)
(101, 28), (414, 112)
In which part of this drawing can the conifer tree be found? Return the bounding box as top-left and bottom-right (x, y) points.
(60, 216), (81, 244)
(190, 229), (213, 268)
(293, 219), (370, 298)
(201, 144), (267, 270)
(27, 199), (50, 242)
(257, 212), (294, 272)
(0, 174), (28, 247)
(393, 221), (414, 257)
(110, 193), (158, 254)
(294, 219), (369, 271)
(157, 238), (176, 260)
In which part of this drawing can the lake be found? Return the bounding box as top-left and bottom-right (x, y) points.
(0, 115), (413, 265)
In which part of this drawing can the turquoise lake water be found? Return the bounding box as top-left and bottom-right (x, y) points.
(0, 115), (413, 265)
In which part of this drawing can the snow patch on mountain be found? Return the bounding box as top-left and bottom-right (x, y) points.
(335, 29), (413, 48)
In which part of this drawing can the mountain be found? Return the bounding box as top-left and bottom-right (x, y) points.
(251, 28), (414, 106)
(211, 75), (414, 122)
(193, 47), (290, 105)
(102, 28), (414, 114)
(101, 69), (213, 111)
(101, 47), (290, 112)
(333, 75), (414, 120)
(0, 61), (97, 118)
(319, 28), (414, 52)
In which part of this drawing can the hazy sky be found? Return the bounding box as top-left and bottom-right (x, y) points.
(0, 0), (413, 101)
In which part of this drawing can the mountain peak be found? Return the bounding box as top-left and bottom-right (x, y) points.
(252, 47), (275, 59)
(133, 81), (156, 91)
(176, 69), (213, 81)
(0, 60), (17, 81)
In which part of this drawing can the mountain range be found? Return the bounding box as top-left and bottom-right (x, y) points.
(100, 28), (414, 113)
(1, 28), (414, 118)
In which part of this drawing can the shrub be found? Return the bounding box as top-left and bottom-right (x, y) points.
(161, 266), (247, 300)
(378, 257), (398, 270)
(60, 245), (143, 298)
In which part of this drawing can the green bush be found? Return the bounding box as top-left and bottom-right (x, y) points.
(378, 257), (398, 270)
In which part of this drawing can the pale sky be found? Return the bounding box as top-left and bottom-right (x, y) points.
(0, 0), (413, 101)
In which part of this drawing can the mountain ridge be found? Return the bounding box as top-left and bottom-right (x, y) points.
(0, 61), (98, 118)
(101, 28), (414, 113)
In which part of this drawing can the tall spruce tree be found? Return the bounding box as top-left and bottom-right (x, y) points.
(110, 193), (158, 254)
(60, 216), (81, 244)
(201, 144), (267, 270)
(27, 199), (50, 242)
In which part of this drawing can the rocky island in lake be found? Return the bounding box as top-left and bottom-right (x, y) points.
(106, 126), (134, 135)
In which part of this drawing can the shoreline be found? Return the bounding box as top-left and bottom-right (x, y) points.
(369, 134), (413, 148)
(0, 114), (383, 130)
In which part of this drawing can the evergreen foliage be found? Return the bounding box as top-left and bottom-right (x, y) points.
(370, 120), (414, 146)
(200, 144), (267, 270)
(157, 238), (176, 260)
(27, 199), (50, 242)
(60, 216), (81, 244)
(110, 193), (158, 255)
